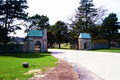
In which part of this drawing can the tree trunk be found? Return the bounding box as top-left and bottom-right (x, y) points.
(5, 0), (8, 45)
(108, 39), (111, 48)
(59, 43), (61, 49)
(4, 29), (8, 44)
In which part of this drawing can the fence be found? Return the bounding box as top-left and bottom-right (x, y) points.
(0, 44), (27, 53)
(91, 44), (109, 50)
(119, 44), (120, 48)
(70, 41), (78, 50)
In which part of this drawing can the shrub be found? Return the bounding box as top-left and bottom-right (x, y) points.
(92, 39), (109, 44)
(7, 41), (16, 44)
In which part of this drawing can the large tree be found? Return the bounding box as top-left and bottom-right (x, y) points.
(51, 21), (68, 48)
(68, 0), (107, 42)
(101, 13), (120, 46)
(68, 0), (97, 43)
(75, 0), (97, 32)
(47, 25), (56, 48)
(0, 0), (28, 44)
(25, 14), (49, 33)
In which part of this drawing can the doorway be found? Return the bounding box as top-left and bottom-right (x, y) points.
(84, 41), (87, 50)
(35, 41), (41, 53)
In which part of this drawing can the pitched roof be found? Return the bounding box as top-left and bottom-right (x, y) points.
(28, 30), (43, 37)
(78, 33), (91, 39)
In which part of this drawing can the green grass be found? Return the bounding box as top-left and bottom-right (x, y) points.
(52, 43), (72, 50)
(91, 48), (120, 53)
(0, 52), (58, 80)
(53, 46), (71, 50)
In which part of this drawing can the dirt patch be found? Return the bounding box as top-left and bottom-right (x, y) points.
(24, 69), (41, 75)
(29, 59), (80, 80)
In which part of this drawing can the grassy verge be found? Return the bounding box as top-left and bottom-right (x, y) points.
(0, 52), (58, 80)
(53, 46), (71, 50)
(91, 48), (120, 53)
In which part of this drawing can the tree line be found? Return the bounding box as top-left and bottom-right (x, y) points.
(0, 0), (120, 48)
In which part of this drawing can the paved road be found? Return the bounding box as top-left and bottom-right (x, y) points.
(49, 49), (120, 80)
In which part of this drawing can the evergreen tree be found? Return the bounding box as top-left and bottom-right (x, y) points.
(25, 14), (49, 33)
(69, 0), (97, 43)
(0, 0), (28, 44)
(76, 0), (97, 32)
(101, 13), (120, 46)
(47, 25), (55, 48)
(51, 21), (68, 48)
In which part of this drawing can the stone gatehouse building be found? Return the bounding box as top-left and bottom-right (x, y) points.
(27, 28), (47, 52)
(78, 33), (92, 50)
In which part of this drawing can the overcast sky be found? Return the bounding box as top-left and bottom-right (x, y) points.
(26, 0), (120, 24)
(12, 0), (120, 37)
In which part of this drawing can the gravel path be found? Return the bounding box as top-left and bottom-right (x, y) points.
(29, 59), (79, 80)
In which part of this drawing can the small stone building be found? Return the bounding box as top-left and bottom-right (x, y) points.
(27, 28), (47, 52)
(78, 33), (91, 50)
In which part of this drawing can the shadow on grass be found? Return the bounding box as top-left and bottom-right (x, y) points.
(0, 52), (51, 58)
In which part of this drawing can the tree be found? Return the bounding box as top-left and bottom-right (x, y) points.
(0, 0), (28, 44)
(47, 25), (56, 48)
(75, 0), (97, 32)
(51, 21), (68, 48)
(68, 0), (97, 43)
(25, 14), (49, 33)
(101, 13), (120, 46)
(68, 1), (107, 42)
(93, 6), (108, 23)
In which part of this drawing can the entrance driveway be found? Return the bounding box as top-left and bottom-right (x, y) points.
(49, 49), (120, 80)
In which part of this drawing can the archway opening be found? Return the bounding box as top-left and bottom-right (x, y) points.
(35, 41), (41, 53)
(84, 41), (87, 50)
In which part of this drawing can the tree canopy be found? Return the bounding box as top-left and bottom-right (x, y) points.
(75, 0), (97, 32)
(69, 0), (98, 42)
(47, 21), (68, 48)
(0, 0), (28, 44)
(25, 14), (49, 33)
(68, 0), (109, 43)
(101, 13), (120, 44)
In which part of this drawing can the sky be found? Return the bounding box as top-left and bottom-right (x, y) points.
(12, 0), (120, 37)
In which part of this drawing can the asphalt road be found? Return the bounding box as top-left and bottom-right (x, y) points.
(49, 49), (120, 80)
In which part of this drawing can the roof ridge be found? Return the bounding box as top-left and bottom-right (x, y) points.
(78, 33), (91, 39)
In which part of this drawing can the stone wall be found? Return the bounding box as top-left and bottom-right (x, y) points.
(0, 44), (27, 53)
(22, 42), (27, 52)
(118, 44), (120, 48)
(27, 37), (47, 52)
(91, 44), (109, 50)
(78, 39), (91, 50)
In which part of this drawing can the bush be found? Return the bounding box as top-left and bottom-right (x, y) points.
(20, 42), (24, 44)
(92, 39), (109, 44)
(7, 41), (16, 44)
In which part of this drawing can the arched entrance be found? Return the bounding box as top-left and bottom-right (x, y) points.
(78, 33), (91, 50)
(84, 41), (87, 50)
(34, 41), (41, 53)
(27, 29), (48, 52)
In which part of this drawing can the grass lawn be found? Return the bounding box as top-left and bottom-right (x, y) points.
(53, 43), (73, 50)
(53, 46), (71, 50)
(0, 52), (58, 80)
(91, 48), (120, 53)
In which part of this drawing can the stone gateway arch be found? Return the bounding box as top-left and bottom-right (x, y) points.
(78, 33), (92, 50)
(26, 28), (47, 52)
